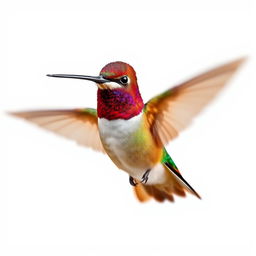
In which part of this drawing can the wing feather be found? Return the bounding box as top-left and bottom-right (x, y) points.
(10, 108), (105, 153)
(144, 58), (246, 145)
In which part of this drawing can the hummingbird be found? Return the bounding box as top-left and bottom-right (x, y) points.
(10, 58), (245, 203)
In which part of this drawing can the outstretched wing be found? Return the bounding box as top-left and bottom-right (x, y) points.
(10, 108), (105, 153)
(144, 58), (245, 146)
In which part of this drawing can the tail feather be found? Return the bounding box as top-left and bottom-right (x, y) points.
(144, 186), (166, 202)
(134, 183), (176, 203)
(164, 162), (201, 199)
(133, 164), (200, 203)
(133, 183), (151, 202)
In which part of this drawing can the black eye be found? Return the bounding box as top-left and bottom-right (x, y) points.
(119, 76), (129, 85)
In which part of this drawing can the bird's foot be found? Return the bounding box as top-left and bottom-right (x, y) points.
(141, 169), (151, 184)
(129, 176), (138, 186)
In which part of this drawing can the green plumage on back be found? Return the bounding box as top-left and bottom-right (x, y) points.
(161, 148), (179, 172)
(80, 108), (97, 116)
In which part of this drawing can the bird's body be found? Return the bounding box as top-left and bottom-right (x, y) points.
(10, 58), (245, 202)
(98, 112), (164, 183)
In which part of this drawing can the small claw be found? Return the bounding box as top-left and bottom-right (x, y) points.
(141, 169), (151, 184)
(129, 176), (138, 186)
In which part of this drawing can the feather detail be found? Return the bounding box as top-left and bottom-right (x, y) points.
(9, 108), (105, 153)
(144, 58), (246, 146)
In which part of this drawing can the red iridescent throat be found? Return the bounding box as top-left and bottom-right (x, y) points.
(97, 87), (144, 120)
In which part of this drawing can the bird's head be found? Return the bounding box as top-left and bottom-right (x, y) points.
(47, 61), (138, 91)
(97, 62), (143, 119)
(47, 61), (144, 120)
(98, 61), (138, 91)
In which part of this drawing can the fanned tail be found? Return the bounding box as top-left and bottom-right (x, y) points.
(133, 163), (201, 203)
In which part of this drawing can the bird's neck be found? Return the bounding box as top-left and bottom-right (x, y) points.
(97, 88), (144, 120)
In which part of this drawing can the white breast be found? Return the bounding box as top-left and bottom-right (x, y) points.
(98, 113), (142, 138)
(98, 113), (167, 184)
(98, 113), (142, 171)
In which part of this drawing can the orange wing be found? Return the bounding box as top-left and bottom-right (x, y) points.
(144, 58), (246, 146)
(10, 108), (105, 153)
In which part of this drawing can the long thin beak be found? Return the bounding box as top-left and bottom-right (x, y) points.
(46, 74), (111, 84)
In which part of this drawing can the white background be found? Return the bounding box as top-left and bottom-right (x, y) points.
(1, 1), (256, 255)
